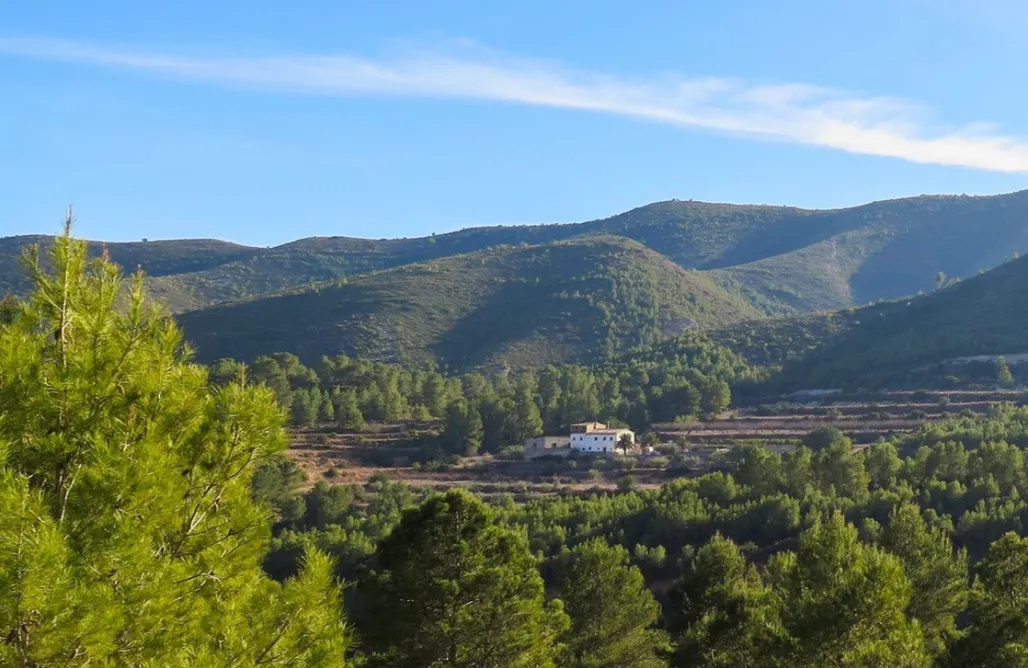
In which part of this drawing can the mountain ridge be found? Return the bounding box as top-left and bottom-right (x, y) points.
(6, 189), (1028, 319)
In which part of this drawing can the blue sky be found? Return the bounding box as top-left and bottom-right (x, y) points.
(3, 0), (1028, 245)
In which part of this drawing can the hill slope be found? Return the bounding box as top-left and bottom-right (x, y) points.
(0, 234), (258, 298)
(8, 190), (1028, 315)
(707, 253), (1028, 389)
(143, 203), (802, 313)
(177, 237), (760, 370)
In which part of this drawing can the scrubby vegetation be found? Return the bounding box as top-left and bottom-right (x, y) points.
(178, 237), (759, 370)
(0, 233), (256, 300)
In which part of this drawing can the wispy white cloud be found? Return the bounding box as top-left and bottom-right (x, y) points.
(3, 36), (1028, 172)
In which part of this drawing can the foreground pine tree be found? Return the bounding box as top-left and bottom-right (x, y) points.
(0, 222), (348, 666)
(357, 489), (568, 667)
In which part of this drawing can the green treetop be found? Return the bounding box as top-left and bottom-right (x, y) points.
(554, 538), (670, 667)
(357, 489), (568, 667)
(952, 532), (1028, 667)
(766, 513), (930, 667)
(670, 533), (780, 668)
(879, 503), (968, 658)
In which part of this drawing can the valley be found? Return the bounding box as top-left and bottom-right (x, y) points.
(14, 6), (1028, 664)
(7, 193), (1028, 667)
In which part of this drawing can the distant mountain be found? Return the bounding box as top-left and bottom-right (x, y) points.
(710, 252), (1028, 389)
(6, 190), (1028, 315)
(0, 234), (257, 298)
(143, 203), (806, 313)
(176, 237), (760, 371)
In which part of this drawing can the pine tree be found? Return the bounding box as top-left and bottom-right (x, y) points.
(442, 400), (484, 456)
(358, 490), (568, 667)
(318, 395), (336, 422)
(333, 389), (366, 431)
(250, 354), (293, 407)
(209, 357), (244, 385)
(361, 384), (385, 421)
(697, 377), (731, 418)
(670, 534), (779, 668)
(0, 225), (348, 665)
(420, 372), (449, 418)
(379, 373), (407, 421)
(479, 394), (510, 453)
(292, 388), (317, 426)
(555, 538), (669, 667)
(996, 356), (1015, 387)
(879, 503), (968, 657)
(463, 402), (484, 456)
(730, 445), (783, 495)
(627, 398), (650, 433)
(537, 366), (564, 431)
(810, 432), (870, 501)
(951, 532), (1028, 666)
(510, 376), (544, 444)
(862, 441), (903, 490)
(766, 513), (930, 667)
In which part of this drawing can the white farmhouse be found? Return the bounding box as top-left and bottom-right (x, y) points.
(569, 422), (635, 454)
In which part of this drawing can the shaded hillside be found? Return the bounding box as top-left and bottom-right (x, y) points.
(177, 237), (760, 371)
(546, 191), (1028, 313)
(711, 231), (882, 315)
(710, 192), (1028, 314)
(714, 254), (1028, 389)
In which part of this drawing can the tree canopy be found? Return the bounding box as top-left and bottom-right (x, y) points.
(0, 228), (348, 666)
(357, 489), (568, 667)
(554, 538), (669, 667)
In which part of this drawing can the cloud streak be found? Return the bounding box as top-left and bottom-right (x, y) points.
(3, 36), (1028, 172)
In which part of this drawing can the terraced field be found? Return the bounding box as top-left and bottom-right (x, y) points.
(284, 388), (1026, 490)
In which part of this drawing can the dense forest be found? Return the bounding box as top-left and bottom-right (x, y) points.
(9, 230), (1028, 666)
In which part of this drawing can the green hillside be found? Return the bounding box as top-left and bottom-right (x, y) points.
(708, 253), (1028, 389)
(7, 190), (1028, 315)
(707, 310), (863, 369)
(177, 237), (760, 370)
(710, 192), (1028, 314)
(144, 203), (803, 313)
(0, 234), (257, 299)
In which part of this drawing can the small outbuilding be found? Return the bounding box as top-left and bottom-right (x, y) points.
(524, 436), (572, 459)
